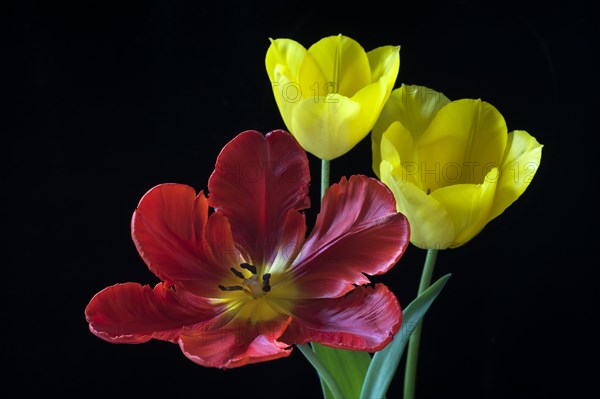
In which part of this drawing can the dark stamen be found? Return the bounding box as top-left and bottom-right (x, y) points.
(219, 285), (244, 291)
(240, 263), (257, 275)
(262, 273), (271, 292)
(426, 188), (431, 195)
(230, 267), (245, 279)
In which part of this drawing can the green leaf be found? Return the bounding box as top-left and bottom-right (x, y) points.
(312, 343), (372, 398)
(360, 274), (451, 399)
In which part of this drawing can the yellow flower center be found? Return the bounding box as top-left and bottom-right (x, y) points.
(217, 263), (296, 323)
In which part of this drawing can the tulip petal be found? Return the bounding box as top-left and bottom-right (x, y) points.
(268, 209), (307, 275)
(367, 45), (400, 89)
(430, 169), (498, 247)
(292, 175), (409, 298)
(304, 34), (371, 97)
(380, 160), (455, 249)
(208, 130), (310, 266)
(418, 99), (508, 191)
(281, 285), (401, 352)
(380, 122), (422, 188)
(132, 184), (232, 294)
(380, 124), (404, 169)
(372, 85), (450, 174)
(296, 50), (328, 99)
(270, 66), (302, 132)
(201, 212), (248, 294)
(179, 316), (292, 369)
(266, 39), (311, 129)
(85, 282), (217, 344)
(343, 45), (399, 153)
(291, 96), (361, 160)
(488, 130), (543, 221)
(265, 38), (306, 84)
(349, 79), (390, 147)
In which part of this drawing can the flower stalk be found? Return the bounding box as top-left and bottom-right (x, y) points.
(321, 159), (330, 200)
(301, 158), (333, 397)
(403, 249), (438, 399)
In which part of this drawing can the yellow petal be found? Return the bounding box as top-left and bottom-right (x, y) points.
(296, 50), (327, 100)
(266, 39), (325, 103)
(265, 38), (307, 83)
(344, 47), (399, 160)
(266, 39), (309, 130)
(380, 123), (404, 170)
(271, 66), (301, 133)
(290, 95), (361, 160)
(488, 130), (543, 221)
(372, 85), (450, 177)
(388, 85), (450, 137)
(418, 99), (508, 191)
(303, 34), (371, 97)
(380, 122), (422, 188)
(429, 169), (498, 248)
(346, 79), (389, 148)
(367, 45), (400, 90)
(380, 160), (455, 250)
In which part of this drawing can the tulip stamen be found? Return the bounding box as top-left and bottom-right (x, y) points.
(240, 263), (257, 275)
(218, 285), (244, 292)
(262, 273), (272, 292)
(220, 262), (272, 298)
(230, 267), (245, 280)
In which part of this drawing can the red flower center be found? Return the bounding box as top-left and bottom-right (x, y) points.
(213, 260), (298, 324)
(219, 263), (271, 298)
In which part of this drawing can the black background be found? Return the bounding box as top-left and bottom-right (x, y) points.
(7, 1), (596, 398)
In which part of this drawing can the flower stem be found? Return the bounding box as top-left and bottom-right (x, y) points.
(310, 159), (333, 397)
(316, 159), (333, 397)
(297, 160), (336, 397)
(321, 159), (330, 200)
(403, 249), (439, 399)
(297, 343), (344, 398)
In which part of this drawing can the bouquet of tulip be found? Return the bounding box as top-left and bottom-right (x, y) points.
(85, 34), (542, 398)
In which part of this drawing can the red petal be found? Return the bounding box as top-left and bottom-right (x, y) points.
(203, 212), (241, 278)
(281, 284), (402, 351)
(85, 283), (217, 344)
(132, 183), (239, 296)
(179, 316), (292, 369)
(269, 209), (307, 273)
(292, 175), (410, 298)
(208, 130), (310, 266)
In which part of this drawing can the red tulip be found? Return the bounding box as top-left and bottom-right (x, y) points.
(85, 130), (409, 369)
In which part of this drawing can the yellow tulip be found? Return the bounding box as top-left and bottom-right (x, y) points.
(373, 84), (543, 249)
(266, 34), (400, 160)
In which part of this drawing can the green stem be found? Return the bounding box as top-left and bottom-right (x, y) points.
(403, 249), (439, 399)
(321, 159), (330, 200)
(296, 159), (334, 398)
(297, 343), (344, 398)
(314, 159), (332, 397)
